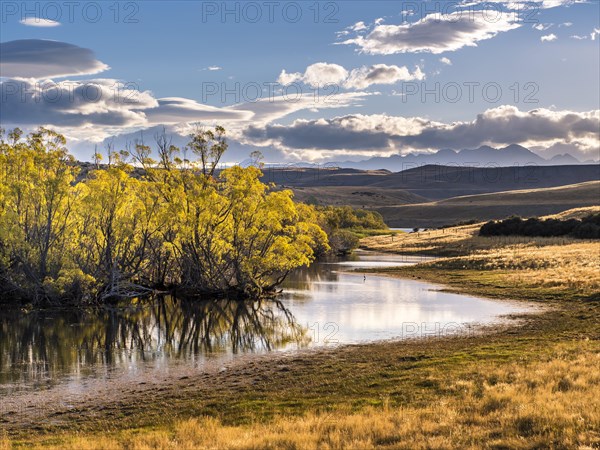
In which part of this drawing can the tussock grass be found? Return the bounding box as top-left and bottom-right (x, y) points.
(363, 208), (600, 300)
(361, 223), (587, 257)
(425, 242), (600, 296)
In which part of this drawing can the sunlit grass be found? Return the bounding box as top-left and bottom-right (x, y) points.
(364, 208), (600, 300)
(361, 206), (600, 260)
(364, 209), (600, 304)
(425, 242), (600, 296)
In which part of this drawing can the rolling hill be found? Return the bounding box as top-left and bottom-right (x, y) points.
(368, 164), (600, 200)
(289, 186), (428, 208)
(375, 181), (600, 228)
(264, 164), (600, 202)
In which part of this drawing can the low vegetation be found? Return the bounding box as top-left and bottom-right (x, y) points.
(362, 208), (600, 300)
(315, 205), (388, 254)
(428, 242), (600, 297)
(361, 207), (600, 257)
(316, 205), (388, 231)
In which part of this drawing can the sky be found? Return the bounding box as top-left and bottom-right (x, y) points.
(1, 0), (599, 163)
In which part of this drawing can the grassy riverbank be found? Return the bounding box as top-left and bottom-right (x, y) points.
(2, 208), (599, 449)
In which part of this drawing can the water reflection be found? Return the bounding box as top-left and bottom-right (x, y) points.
(1, 252), (529, 393)
(280, 252), (523, 344)
(0, 297), (308, 391)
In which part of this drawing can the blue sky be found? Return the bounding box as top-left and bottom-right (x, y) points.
(1, 0), (599, 162)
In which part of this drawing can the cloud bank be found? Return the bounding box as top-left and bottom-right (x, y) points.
(241, 106), (600, 160)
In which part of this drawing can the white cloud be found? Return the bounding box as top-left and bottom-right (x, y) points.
(534, 0), (587, 8)
(345, 64), (425, 89)
(0, 37), (373, 145)
(592, 28), (600, 40)
(231, 91), (371, 127)
(277, 70), (301, 86)
(540, 33), (558, 42)
(278, 62), (424, 90)
(19, 18), (61, 27)
(439, 57), (452, 65)
(350, 21), (367, 31)
(475, 0), (588, 9)
(339, 10), (520, 54)
(0, 40), (109, 79)
(202, 66), (222, 71)
(571, 34), (587, 40)
(533, 23), (553, 31)
(144, 97), (252, 125)
(0, 73), (370, 144)
(277, 63), (349, 88)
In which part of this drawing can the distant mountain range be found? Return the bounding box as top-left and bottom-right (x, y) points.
(338, 145), (598, 171)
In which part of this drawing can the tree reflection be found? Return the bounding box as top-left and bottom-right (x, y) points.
(280, 254), (344, 291)
(0, 296), (308, 389)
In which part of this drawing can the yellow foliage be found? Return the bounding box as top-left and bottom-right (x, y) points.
(0, 127), (328, 304)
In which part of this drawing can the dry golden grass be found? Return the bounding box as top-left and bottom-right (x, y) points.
(362, 207), (600, 298)
(426, 242), (600, 296)
(361, 223), (586, 258)
(547, 206), (600, 220)
(361, 223), (482, 255)
(361, 206), (600, 258)
(6, 343), (599, 449)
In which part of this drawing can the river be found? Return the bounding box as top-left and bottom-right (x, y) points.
(0, 251), (530, 395)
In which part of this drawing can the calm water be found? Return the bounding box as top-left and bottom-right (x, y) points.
(0, 252), (528, 394)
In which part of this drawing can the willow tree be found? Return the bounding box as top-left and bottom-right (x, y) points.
(137, 127), (329, 297)
(0, 128), (79, 303)
(73, 166), (163, 300)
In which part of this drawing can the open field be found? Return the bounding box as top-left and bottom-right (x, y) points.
(362, 221), (600, 305)
(2, 208), (599, 449)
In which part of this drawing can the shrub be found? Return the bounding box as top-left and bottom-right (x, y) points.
(479, 214), (600, 240)
(328, 230), (360, 255)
